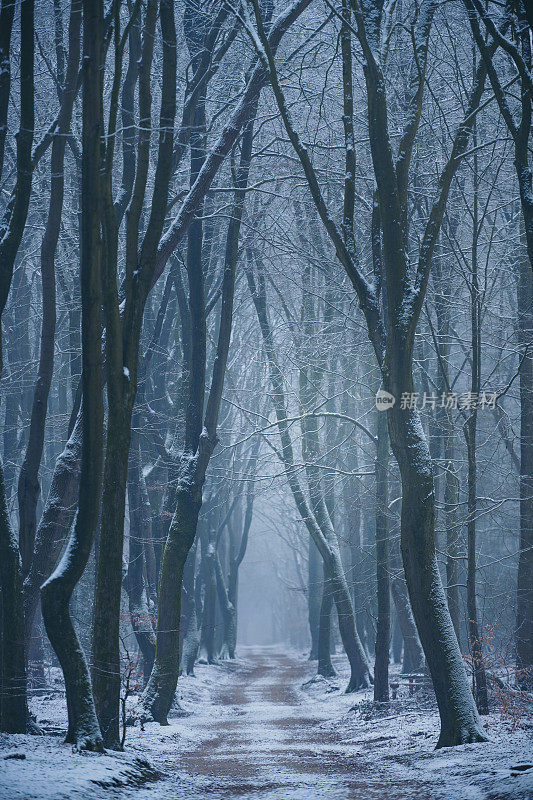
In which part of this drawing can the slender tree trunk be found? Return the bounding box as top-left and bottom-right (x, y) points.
(0, 461), (27, 731)
(17, 0), (81, 579)
(344, 471), (367, 652)
(126, 430), (156, 684)
(226, 472), (255, 659)
(180, 540), (200, 675)
(199, 528), (217, 665)
(516, 225), (533, 688)
(465, 411), (488, 714)
(392, 609), (402, 665)
(374, 410), (390, 702)
(41, 0), (104, 751)
(215, 553), (236, 660)
(317, 567), (335, 678)
(0, 0), (34, 735)
(444, 419), (461, 643)
(464, 141), (488, 714)
(308, 537), (321, 660)
(433, 234), (461, 642)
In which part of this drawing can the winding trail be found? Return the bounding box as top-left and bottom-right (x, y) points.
(136, 647), (433, 800)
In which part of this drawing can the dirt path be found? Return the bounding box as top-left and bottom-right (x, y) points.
(133, 647), (434, 800)
(6, 646), (529, 799)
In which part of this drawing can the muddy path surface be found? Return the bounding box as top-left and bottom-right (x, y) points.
(133, 647), (436, 800)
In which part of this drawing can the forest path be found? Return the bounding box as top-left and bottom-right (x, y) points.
(4, 646), (531, 799)
(134, 646), (434, 800)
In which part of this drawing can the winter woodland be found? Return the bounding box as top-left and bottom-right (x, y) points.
(0, 0), (533, 798)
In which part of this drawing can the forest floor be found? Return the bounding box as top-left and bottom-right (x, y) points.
(1, 645), (532, 799)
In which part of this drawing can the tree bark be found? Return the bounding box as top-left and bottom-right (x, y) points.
(516, 224), (533, 687)
(374, 410), (390, 702)
(215, 553), (236, 661)
(317, 567), (335, 678)
(444, 421), (461, 643)
(0, 0), (34, 735)
(17, 0), (81, 578)
(0, 461), (27, 732)
(126, 429), (156, 684)
(389, 400), (485, 745)
(180, 540), (200, 675)
(23, 403), (82, 645)
(463, 148), (488, 714)
(199, 527), (217, 665)
(41, 0), (104, 751)
(308, 537), (321, 660)
(92, 0), (175, 748)
(0, 0), (15, 183)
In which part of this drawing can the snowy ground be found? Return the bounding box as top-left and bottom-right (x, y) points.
(1, 646), (532, 799)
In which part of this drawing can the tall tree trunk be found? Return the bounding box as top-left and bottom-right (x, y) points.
(92, 0), (175, 748)
(464, 140), (488, 714)
(17, 0), (81, 579)
(126, 429), (156, 684)
(391, 576), (423, 674)
(516, 224), (533, 688)
(180, 540), (200, 675)
(444, 420), (461, 643)
(215, 553), (236, 660)
(433, 228), (461, 642)
(465, 409), (488, 713)
(199, 527), (217, 665)
(374, 410), (390, 702)
(317, 567), (335, 678)
(0, 0), (34, 735)
(226, 470), (255, 659)
(0, 463), (27, 732)
(344, 470), (367, 652)
(41, 0), (104, 751)
(307, 537), (321, 660)
(388, 399), (485, 744)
